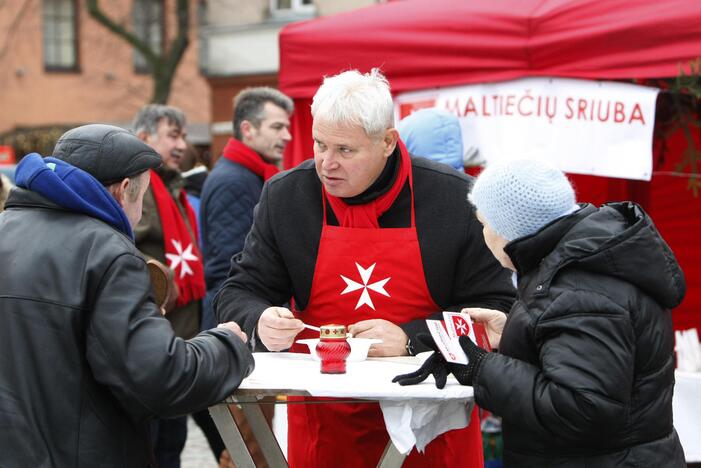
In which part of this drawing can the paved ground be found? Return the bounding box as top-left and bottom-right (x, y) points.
(181, 407), (288, 467)
(182, 417), (217, 468)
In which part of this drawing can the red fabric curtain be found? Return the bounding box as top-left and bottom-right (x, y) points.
(647, 128), (701, 331)
(284, 99), (315, 169)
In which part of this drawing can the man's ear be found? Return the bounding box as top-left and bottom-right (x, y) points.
(240, 120), (254, 141)
(109, 178), (130, 208)
(382, 128), (399, 158)
(136, 130), (150, 143)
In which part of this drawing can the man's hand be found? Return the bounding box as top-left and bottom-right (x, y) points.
(256, 307), (304, 351)
(461, 308), (507, 349)
(348, 319), (408, 357)
(217, 322), (248, 343)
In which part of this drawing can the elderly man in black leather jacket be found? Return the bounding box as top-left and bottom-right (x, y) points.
(0, 124), (253, 468)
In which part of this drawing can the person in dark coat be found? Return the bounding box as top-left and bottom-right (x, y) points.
(132, 105), (207, 468)
(0, 124), (254, 468)
(395, 158), (687, 467)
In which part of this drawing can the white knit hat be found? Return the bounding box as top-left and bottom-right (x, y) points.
(469, 159), (577, 241)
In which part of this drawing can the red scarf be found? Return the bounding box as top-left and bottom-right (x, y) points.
(221, 138), (280, 181)
(325, 139), (411, 228)
(149, 170), (206, 307)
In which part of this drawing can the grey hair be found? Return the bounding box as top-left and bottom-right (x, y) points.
(311, 68), (394, 138)
(132, 104), (186, 136)
(107, 172), (145, 203)
(233, 87), (293, 140)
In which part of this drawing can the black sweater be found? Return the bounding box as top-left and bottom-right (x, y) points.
(214, 156), (515, 353)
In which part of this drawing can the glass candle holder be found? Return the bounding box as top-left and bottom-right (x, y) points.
(316, 324), (351, 374)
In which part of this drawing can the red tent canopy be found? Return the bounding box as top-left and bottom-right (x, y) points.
(280, 0), (701, 98)
(278, 0), (701, 331)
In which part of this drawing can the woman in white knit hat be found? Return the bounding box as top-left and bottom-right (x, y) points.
(395, 158), (687, 467)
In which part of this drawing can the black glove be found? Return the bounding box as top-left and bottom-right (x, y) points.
(393, 334), (489, 389)
(448, 335), (488, 386)
(392, 334), (449, 389)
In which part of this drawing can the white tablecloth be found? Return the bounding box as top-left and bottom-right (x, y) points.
(240, 352), (474, 453)
(674, 371), (701, 462)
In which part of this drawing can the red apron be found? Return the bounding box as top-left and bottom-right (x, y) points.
(287, 170), (483, 467)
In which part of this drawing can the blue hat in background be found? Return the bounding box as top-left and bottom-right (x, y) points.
(469, 159), (577, 241)
(397, 108), (464, 171)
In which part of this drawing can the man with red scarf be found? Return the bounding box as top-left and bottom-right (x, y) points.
(133, 105), (206, 468)
(201, 87), (293, 330)
(200, 87), (293, 466)
(215, 69), (515, 467)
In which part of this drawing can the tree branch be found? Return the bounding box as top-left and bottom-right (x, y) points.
(0, 0), (34, 63)
(86, 0), (191, 104)
(154, 0), (190, 103)
(165, 0), (190, 78)
(86, 0), (159, 66)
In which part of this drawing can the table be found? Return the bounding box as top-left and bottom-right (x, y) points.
(674, 371), (701, 462)
(208, 352), (474, 468)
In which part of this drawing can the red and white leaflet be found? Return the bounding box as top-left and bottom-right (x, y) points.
(472, 323), (492, 352)
(426, 319), (468, 364)
(443, 312), (476, 343)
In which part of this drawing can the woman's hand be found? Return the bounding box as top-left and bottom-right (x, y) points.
(462, 308), (507, 349)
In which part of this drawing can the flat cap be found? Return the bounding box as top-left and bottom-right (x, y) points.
(52, 124), (162, 185)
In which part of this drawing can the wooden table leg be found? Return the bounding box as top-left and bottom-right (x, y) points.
(208, 403), (256, 468)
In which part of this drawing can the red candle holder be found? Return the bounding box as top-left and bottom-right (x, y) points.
(316, 324), (351, 374)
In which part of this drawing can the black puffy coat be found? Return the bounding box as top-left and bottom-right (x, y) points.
(473, 202), (686, 467)
(0, 189), (254, 468)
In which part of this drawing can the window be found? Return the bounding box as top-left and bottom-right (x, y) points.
(133, 0), (163, 73)
(271, 0), (315, 16)
(42, 0), (78, 71)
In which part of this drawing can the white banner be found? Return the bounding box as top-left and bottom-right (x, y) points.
(394, 77), (659, 181)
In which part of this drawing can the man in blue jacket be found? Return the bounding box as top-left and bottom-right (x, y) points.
(199, 87), (293, 466)
(200, 87), (293, 329)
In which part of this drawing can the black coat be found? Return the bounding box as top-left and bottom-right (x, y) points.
(0, 188), (254, 468)
(214, 157), (515, 352)
(473, 202), (686, 467)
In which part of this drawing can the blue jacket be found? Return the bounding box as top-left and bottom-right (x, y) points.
(201, 157), (263, 291)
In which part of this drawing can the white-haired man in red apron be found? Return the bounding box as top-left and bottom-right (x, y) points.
(214, 68), (515, 467)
